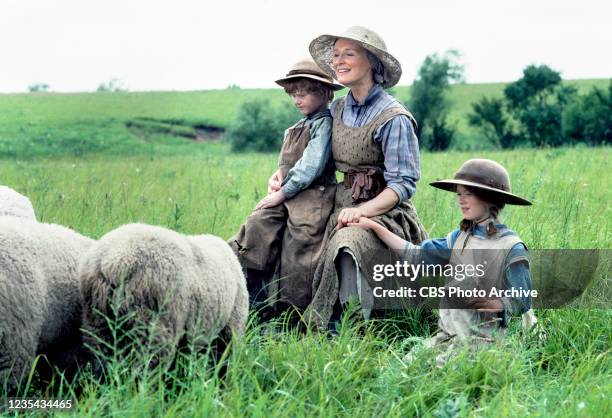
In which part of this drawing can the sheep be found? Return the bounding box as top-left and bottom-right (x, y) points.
(0, 215), (94, 390)
(78, 223), (248, 371)
(0, 185), (36, 220)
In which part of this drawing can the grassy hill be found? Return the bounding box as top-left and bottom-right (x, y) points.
(0, 79), (608, 158)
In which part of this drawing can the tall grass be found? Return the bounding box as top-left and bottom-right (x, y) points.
(0, 145), (610, 416)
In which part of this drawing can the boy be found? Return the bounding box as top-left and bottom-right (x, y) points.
(230, 59), (343, 315)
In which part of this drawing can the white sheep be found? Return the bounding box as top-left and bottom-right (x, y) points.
(0, 185), (36, 220)
(0, 215), (94, 389)
(78, 223), (248, 370)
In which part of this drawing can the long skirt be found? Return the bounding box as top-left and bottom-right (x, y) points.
(304, 185), (428, 331)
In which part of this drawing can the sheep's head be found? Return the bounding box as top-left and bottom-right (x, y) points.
(0, 186), (36, 220)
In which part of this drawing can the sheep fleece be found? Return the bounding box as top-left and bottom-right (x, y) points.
(0, 217), (94, 386)
(0, 186), (36, 220)
(79, 223), (248, 360)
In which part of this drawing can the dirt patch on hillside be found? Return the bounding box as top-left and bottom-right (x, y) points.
(125, 117), (225, 142)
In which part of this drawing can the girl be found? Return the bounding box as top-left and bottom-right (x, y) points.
(349, 159), (537, 358)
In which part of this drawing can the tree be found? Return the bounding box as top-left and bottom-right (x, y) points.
(407, 50), (464, 151)
(504, 65), (575, 147)
(562, 81), (612, 145)
(28, 83), (50, 93)
(227, 98), (300, 152)
(468, 97), (517, 148)
(468, 64), (580, 148)
(97, 78), (127, 92)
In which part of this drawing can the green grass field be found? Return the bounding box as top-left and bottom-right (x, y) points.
(0, 141), (610, 417)
(1, 81), (610, 416)
(0, 79), (609, 158)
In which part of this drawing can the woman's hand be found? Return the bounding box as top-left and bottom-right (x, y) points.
(348, 216), (408, 250)
(346, 216), (380, 231)
(267, 169), (283, 194)
(255, 190), (286, 210)
(335, 207), (367, 230)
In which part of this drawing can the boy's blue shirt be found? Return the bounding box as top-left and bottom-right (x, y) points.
(406, 223), (532, 324)
(280, 109), (332, 198)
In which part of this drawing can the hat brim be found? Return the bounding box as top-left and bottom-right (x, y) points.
(275, 73), (345, 91)
(430, 179), (533, 206)
(309, 34), (402, 89)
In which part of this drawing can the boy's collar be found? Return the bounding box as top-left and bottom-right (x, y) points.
(306, 107), (330, 120)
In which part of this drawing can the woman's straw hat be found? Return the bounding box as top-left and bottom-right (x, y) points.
(309, 26), (402, 89)
(275, 59), (344, 91)
(430, 159), (532, 205)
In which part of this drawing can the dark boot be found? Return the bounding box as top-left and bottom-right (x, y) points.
(245, 268), (275, 322)
(327, 298), (343, 338)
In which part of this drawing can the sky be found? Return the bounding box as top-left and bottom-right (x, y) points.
(1, 0), (610, 93)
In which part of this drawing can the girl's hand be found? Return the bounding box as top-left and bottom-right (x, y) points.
(267, 170), (283, 194)
(335, 207), (367, 230)
(346, 216), (381, 231)
(255, 190), (286, 210)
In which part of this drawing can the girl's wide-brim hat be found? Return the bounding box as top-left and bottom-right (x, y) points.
(275, 59), (344, 91)
(309, 26), (402, 89)
(430, 159), (532, 206)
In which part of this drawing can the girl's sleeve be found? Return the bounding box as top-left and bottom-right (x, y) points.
(499, 243), (532, 325)
(402, 229), (459, 266)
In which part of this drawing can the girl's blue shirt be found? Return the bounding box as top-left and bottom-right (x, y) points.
(404, 223), (532, 324)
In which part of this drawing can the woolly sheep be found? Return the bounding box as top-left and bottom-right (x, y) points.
(0, 216), (94, 389)
(0, 185), (36, 220)
(79, 223), (248, 369)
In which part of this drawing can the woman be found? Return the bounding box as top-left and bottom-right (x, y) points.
(304, 26), (428, 331)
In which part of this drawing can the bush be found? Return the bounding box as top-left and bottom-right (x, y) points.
(423, 118), (456, 151)
(562, 82), (612, 145)
(227, 98), (300, 153)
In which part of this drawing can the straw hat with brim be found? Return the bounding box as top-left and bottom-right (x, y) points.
(430, 159), (532, 206)
(309, 26), (402, 89)
(275, 59), (344, 91)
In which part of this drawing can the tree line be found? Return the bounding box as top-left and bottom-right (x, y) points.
(229, 52), (611, 152)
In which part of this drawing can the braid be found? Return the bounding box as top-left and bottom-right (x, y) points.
(460, 218), (473, 232)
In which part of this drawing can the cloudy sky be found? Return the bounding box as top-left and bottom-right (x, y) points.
(1, 0), (610, 92)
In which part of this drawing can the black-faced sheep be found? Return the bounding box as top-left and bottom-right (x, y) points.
(0, 210), (94, 389)
(78, 223), (248, 370)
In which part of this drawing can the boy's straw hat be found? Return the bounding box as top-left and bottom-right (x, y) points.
(275, 59), (344, 91)
(309, 26), (402, 89)
(430, 159), (532, 205)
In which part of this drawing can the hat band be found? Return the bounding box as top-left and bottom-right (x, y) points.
(454, 172), (509, 192)
(286, 69), (332, 82)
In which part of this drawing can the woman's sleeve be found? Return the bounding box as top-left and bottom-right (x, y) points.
(374, 115), (420, 202)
